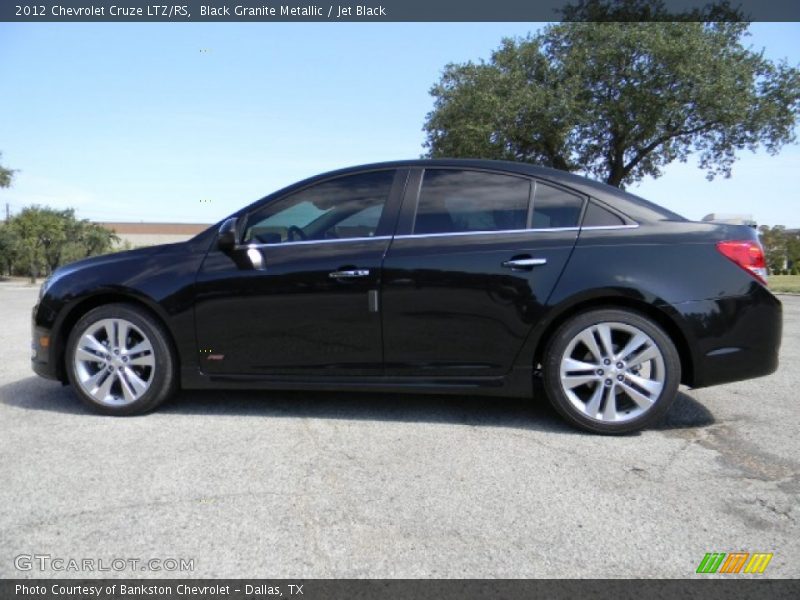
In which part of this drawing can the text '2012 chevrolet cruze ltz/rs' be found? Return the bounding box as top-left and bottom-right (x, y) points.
(31, 160), (782, 434)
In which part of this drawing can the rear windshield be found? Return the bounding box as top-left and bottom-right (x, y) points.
(615, 188), (687, 222)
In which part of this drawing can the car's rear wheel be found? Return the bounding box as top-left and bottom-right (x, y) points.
(65, 303), (177, 415)
(542, 308), (680, 434)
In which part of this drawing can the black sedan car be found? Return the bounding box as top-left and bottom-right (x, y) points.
(32, 159), (782, 433)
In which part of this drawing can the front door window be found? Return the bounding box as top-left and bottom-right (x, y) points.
(244, 170), (395, 244)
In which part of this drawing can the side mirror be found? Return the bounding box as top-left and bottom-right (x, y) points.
(217, 217), (239, 253)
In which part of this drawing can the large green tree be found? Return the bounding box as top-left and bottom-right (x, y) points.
(423, 20), (800, 187)
(559, 0), (743, 22)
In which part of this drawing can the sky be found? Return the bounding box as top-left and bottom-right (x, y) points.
(0, 21), (798, 227)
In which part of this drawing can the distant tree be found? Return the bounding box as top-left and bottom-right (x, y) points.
(5, 206), (121, 280)
(786, 231), (800, 271)
(41, 208), (82, 274)
(10, 206), (57, 282)
(77, 221), (119, 258)
(0, 152), (15, 188)
(758, 225), (788, 274)
(0, 151), (19, 276)
(423, 17), (800, 187)
(0, 224), (20, 276)
(9, 205), (65, 283)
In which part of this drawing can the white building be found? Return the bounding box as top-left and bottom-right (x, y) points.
(98, 222), (211, 248)
(701, 213), (757, 228)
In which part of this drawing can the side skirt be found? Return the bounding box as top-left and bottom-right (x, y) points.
(179, 366), (533, 398)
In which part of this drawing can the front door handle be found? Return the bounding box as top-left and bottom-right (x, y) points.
(501, 258), (547, 269)
(329, 269), (370, 279)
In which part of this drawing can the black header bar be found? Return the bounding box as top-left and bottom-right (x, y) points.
(2, 0), (800, 22)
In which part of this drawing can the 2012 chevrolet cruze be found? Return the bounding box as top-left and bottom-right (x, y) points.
(31, 159), (782, 433)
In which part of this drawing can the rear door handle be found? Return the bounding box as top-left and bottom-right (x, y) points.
(501, 258), (547, 269)
(329, 269), (370, 279)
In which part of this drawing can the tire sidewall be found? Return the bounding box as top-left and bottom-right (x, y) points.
(542, 309), (681, 434)
(65, 303), (176, 415)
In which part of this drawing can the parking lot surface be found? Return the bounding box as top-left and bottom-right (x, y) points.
(1, 281), (798, 578)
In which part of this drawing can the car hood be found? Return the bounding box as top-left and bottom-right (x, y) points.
(51, 243), (182, 279)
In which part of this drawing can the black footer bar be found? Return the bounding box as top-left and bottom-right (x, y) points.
(2, 579), (800, 600)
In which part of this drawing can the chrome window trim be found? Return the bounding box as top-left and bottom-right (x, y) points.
(393, 227), (580, 240)
(579, 224), (640, 230)
(241, 235), (392, 249)
(239, 224), (639, 248)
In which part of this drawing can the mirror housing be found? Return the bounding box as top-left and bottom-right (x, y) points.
(217, 217), (239, 253)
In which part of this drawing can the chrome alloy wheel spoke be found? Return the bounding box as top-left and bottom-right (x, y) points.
(73, 318), (155, 406)
(559, 322), (666, 424)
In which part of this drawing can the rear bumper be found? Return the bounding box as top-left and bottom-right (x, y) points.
(670, 285), (782, 388)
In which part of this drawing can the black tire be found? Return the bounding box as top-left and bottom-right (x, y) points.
(542, 308), (680, 434)
(65, 303), (177, 415)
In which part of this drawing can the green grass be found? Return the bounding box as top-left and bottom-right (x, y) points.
(768, 274), (800, 293)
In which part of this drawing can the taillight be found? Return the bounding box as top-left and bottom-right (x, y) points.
(716, 240), (768, 284)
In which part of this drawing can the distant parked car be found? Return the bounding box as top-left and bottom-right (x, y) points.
(32, 160), (782, 433)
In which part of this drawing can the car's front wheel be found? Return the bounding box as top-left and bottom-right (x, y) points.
(65, 303), (177, 415)
(542, 308), (680, 434)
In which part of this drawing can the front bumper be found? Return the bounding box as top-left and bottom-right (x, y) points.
(31, 304), (58, 381)
(670, 285), (782, 389)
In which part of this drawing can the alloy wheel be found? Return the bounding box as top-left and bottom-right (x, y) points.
(72, 318), (156, 406)
(558, 322), (666, 424)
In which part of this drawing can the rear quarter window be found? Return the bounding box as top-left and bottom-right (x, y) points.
(582, 200), (627, 227)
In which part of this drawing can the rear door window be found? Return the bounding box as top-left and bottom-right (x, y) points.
(531, 182), (584, 229)
(413, 169), (531, 234)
